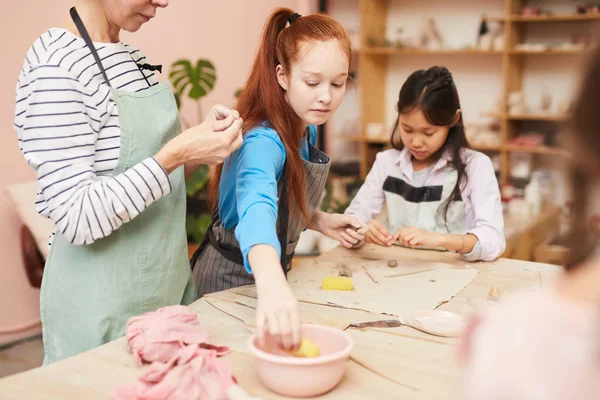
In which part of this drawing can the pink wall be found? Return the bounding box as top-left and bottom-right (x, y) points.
(0, 0), (316, 345)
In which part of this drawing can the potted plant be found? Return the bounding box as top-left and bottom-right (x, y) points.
(184, 165), (212, 245)
(170, 58), (217, 126)
(169, 58), (217, 246)
(320, 177), (363, 214)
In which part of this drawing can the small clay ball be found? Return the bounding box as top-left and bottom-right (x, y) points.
(338, 264), (353, 277)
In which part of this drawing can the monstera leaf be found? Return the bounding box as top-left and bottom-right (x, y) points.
(169, 59), (216, 99)
(169, 59), (216, 121)
(169, 59), (217, 243)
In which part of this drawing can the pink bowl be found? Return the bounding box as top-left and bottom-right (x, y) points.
(246, 324), (353, 398)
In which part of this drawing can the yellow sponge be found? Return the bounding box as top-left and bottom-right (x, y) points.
(321, 276), (353, 291)
(287, 338), (320, 358)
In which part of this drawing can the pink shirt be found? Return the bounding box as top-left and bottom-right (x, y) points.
(345, 147), (505, 261)
(462, 289), (600, 400)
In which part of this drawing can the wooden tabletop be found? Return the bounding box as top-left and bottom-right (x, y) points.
(0, 245), (561, 399)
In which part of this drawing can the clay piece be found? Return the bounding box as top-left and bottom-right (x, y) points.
(338, 264), (353, 278)
(488, 286), (499, 302)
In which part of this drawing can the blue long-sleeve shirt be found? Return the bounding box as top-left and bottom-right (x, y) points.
(218, 123), (317, 273)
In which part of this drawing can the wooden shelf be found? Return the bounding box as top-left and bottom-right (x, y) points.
(509, 48), (588, 55)
(471, 145), (502, 152)
(485, 113), (568, 121)
(359, 48), (503, 55)
(504, 144), (570, 156)
(341, 0), (579, 182)
(342, 135), (389, 145)
(482, 112), (505, 119)
(342, 140), (568, 156)
(510, 13), (600, 22)
(507, 114), (568, 122)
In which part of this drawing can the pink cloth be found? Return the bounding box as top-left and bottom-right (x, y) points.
(125, 305), (229, 366)
(461, 290), (600, 400)
(113, 305), (235, 400)
(113, 345), (236, 400)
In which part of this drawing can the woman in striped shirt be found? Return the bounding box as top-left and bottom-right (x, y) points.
(14, 0), (242, 364)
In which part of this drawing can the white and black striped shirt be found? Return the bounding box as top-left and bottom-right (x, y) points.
(14, 28), (172, 247)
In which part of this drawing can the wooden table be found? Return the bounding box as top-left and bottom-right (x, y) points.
(0, 245), (560, 399)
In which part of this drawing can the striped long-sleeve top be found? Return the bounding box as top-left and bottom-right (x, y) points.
(13, 28), (172, 247)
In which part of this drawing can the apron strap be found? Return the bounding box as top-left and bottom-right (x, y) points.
(70, 7), (152, 88)
(307, 140), (330, 165)
(190, 165), (291, 276)
(276, 163), (290, 272)
(70, 7), (111, 88)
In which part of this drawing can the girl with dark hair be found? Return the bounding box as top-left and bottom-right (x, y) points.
(345, 66), (505, 262)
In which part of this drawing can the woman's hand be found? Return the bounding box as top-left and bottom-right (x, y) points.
(155, 109), (243, 173)
(182, 105), (242, 179)
(203, 104), (240, 125)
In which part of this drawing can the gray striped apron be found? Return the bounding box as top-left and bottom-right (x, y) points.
(191, 142), (330, 297)
(384, 165), (467, 235)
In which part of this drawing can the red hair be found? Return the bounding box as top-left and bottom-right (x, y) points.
(210, 8), (351, 219)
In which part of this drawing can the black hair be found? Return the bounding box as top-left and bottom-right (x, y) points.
(391, 66), (471, 227)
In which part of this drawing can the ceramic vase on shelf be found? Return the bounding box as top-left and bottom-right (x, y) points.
(477, 15), (492, 51)
(419, 17), (444, 50)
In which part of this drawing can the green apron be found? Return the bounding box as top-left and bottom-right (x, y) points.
(40, 8), (196, 364)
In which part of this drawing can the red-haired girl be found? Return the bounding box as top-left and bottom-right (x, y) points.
(191, 8), (366, 349)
